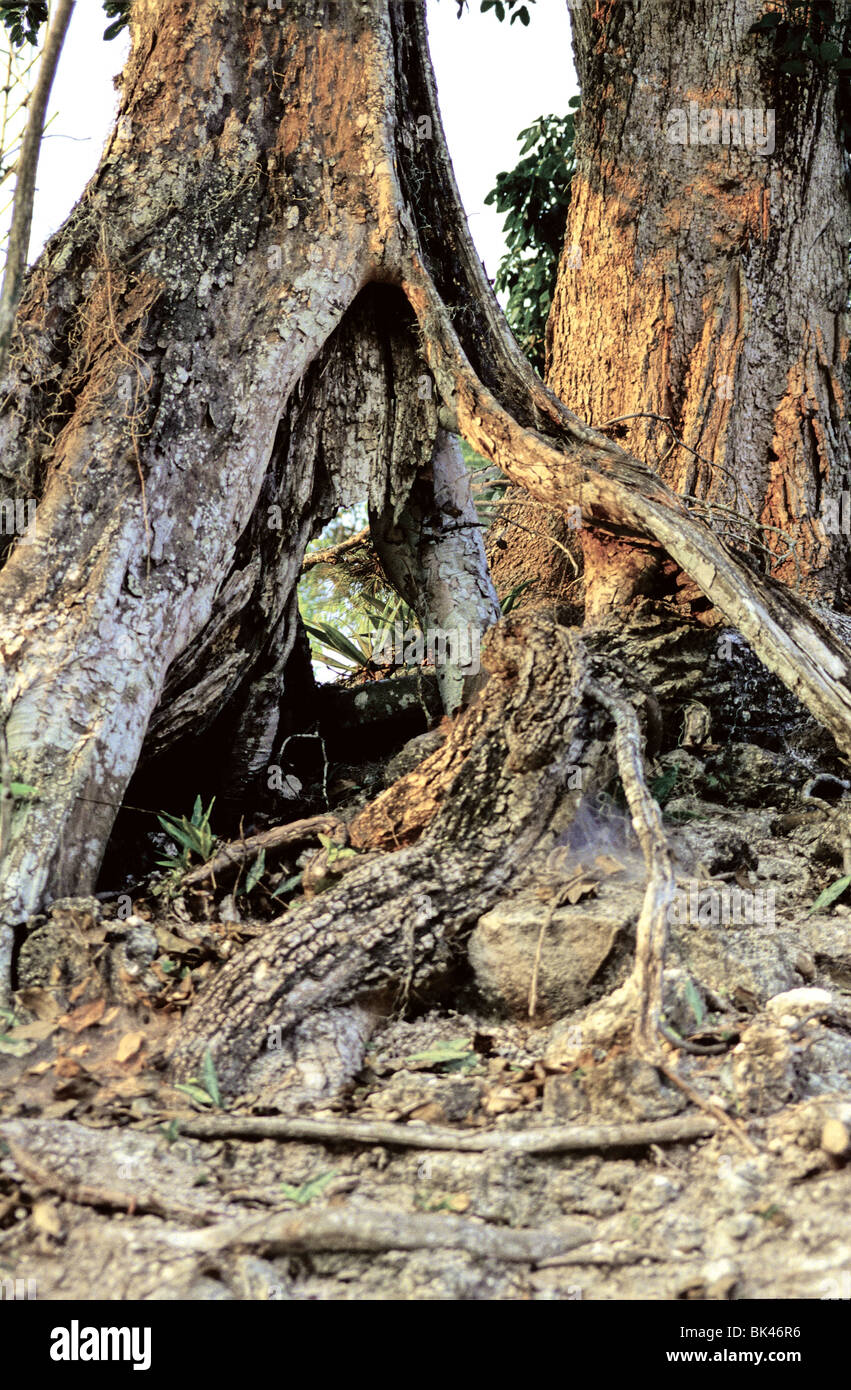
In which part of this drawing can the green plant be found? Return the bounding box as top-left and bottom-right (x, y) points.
(156, 795), (216, 872)
(499, 578), (535, 615)
(455, 0), (536, 23)
(279, 1170), (338, 1206)
(484, 102), (579, 372)
(173, 1048), (224, 1109)
(403, 1038), (481, 1074)
(303, 593), (420, 674)
(0, 1), (129, 46)
(808, 873), (851, 914)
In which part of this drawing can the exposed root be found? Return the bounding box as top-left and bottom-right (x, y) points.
(176, 1112), (717, 1153)
(586, 677), (673, 1059)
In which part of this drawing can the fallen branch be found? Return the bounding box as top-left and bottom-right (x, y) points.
(175, 1112), (716, 1152)
(180, 813), (347, 888)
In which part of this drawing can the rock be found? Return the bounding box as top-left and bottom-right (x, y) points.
(668, 917), (802, 1009)
(702, 742), (792, 808)
(544, 1055), (685, 1123)
(724, 1019), (799, 1114)
(317, 670), (441, 757)
(16, 920), (94, 1002)
(668, 820), (757, 876)
(469, 880), (634, 1021)
(766, 987), (835, 1020)
(363, 1071), (483, 1124)
(821, 1118), (851, 1156)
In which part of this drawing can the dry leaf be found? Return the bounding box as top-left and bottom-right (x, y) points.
(60, 997), (106, 1034)
(6, 1019), (57, 1042)
(15, 988), (63, 1020)
(565, 878), (599, 905)
(594, 853), (627, 877)
(31, 1201), (63, 1237)
(116, 1031), (145, 1063)
(446, 1193), (470, 1213)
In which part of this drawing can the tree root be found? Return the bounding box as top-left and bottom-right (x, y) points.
(168, 1204), (594, 1263)
(175, 1112), (716, 1152)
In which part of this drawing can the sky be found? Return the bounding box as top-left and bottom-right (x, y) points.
(13, 0), (577, 280)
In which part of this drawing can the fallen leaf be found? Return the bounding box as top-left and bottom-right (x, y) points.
(31, 1201), (63, 1237)
(116, 1031), (145, 1063)
(565, 878), (599, 905)
(60, 998), (106, 1034)
(6, 1019), (57, 1042)
(15, 988), (63, 1020)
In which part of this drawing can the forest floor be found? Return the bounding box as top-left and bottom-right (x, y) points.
(2, 710), (851, 1300)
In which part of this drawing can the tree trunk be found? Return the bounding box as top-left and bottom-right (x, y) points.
(521, 0), (851, 612)
(3, 0), (851, 1029)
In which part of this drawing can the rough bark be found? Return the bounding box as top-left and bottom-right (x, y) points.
(2, 0), (851, 1022)
(533, 0), (851, 609)
(170, 611), (614, 1103)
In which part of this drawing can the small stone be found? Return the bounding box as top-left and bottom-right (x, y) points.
(821, 1118), (851, 1156)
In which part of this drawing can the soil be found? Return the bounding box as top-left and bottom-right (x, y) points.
(2, 719), (851, 1302)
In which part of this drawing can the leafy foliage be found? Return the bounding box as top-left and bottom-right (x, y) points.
(102, 0), (131, 42)
(750, 1), (851, 149)
(156, 795), (216, 872)
(484, 101), (579, 372)
(455, 0), (536, 24)
(0, 1), (129, 46)
(303, 592), (420, 674)
(174, 1047), (224, 1109)
(0, 2), (46, 46)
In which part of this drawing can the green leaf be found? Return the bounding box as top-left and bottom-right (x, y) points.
(683, 977), (705, 1029)
(7, 781), (36, 799)
(200, 1048), (223, 1109)
(403, 1038), (479, 1071)
(280, 1170), (338, 1206)
(244, 848), (266, 895)
(173, 1083), (214, 1107)
(271, 872), (303, 899)
(651, 768), (679, 806)
(808, 875), (851, 914)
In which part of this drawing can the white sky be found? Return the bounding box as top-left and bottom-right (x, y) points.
(19, 0), (576, 278)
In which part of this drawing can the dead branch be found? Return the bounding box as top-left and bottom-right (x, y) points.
(301, 527), (371, 570)
(180, 813), (347, 888)
(0, 0), (75, 379)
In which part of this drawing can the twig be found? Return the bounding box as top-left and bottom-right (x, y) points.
(655, 1061), (759, 1156)
(175, 1112), (716, 1152)
(301, 527), (370, 569)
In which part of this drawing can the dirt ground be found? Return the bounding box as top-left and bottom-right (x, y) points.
(2, 737), (851, 1301)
